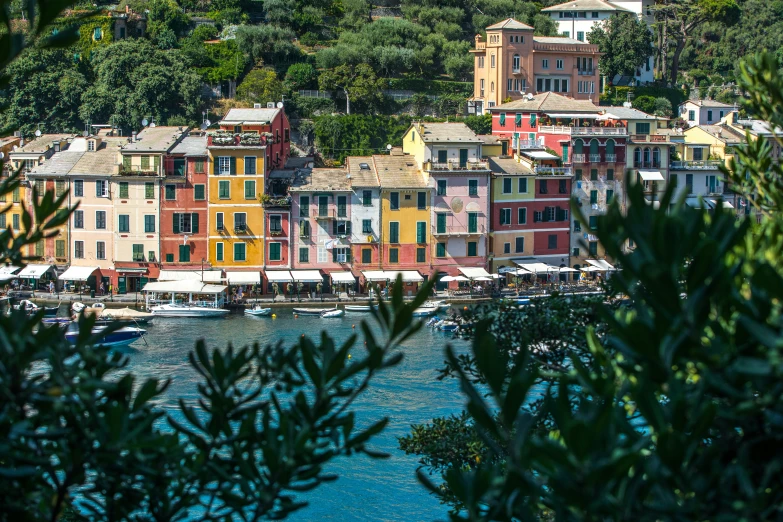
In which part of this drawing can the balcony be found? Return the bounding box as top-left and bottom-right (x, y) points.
(605, 154), (617, 163)
(589, 154), (601, 162)
(630, 134), (668, 143)
(538, 126), (627, 136)
(207, 132), (274, 147)
(312, 208), (336, 220)
(234, 224), (247, 233)
(261, 195), (292, 208)
(534, 166), (572, 176)
(670, 160), (723, 170)
(432, 224), (486, 236)
(577, 69), (595, 76)
(572, 154), (586, 163)
(518, 138), (545, 149)
(425, 160), (490, 172)
(633, 161), (663, 169)
(512, 67), (521, 74)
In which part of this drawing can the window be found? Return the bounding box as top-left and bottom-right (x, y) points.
(500, 112), (506, 127)
(502, 178), (512, 194)
(539, 180), (548, 194)
(591, 10), (599, 17)
(574, 219), (581, 232)
(74, 179), (83, 197)
(337, 196), (347, 217)
(588, 241), (598, 256)
(437, 180), (447, 196)
(174, 244), (190, 263)
(670, 173), (678, 187)
(556, 59), (564, 69)
(269, 214), (282, 233)
(294, 195), (308, 217)
(74, 210), (84, 229)
(389, 222), (400, 243)
(688, 110), (695, 122)
(165, 184), (176, 200)
(299, 220), (311, 238)
(362, 190), (372, 206)
(436, 243), (446, 257)
(607, 189), (614, 204)
(299, 247), (309, 263)
(517, 178), (528, 193)
(606, 169), (614, 181)
(35, 240), (43, 257)
(548, 234), (557, 249)
(468, 212), (478, 233)
(195, 159), (205, 173)
(361, 219), (372, 234)
(416, 221), (426, 243)
(478, 56), (484, 68)
(145, 182), (154, 199)
(244, 156), (256, 175)
(466, 180), (479, 197)
(491, 54), (495, 68)
(235, 242), (248, 262)
(572, 248), (580, 257)
(95, 211), (106, 229)
(436, 213), (447, 233)
(559, 179), (567, 194)
(74, 241), (84, 259)
(518, 207), (527, 224)
(218, 180), (230, 199)
(515, 237), (524, 253)
(95, 179), (108, 198)
(707, 110), (713, 122)
(636, 122), (650, 134)
(500, 208), (511, 225)
(12, 214), (19, 230)
(194, 184), (205, 200)
(0, 214), (4, 228)
(12, 188), (19, 202)
(389, 248), (399, 263)
(173, 158), (185, 176)
(118, 182), (129, 198)
(94, 26), (101, 40)
(118, 214), (129, 233)
(54, 180), (65, 197)
(216, 242), (224, 261)
(234, 213), (247, 231)
(166, 253), (174, 263)
(542, 59), (549, 69)
(693, 148), (704, 161)
(415, 247), (425, 263)
(530, 113), (537, 127)
(417, 191), (427, 209)
(144, 215), (155, 233)
(244, 180), (256, 199)
(132, 244), (144, 262)
(216, 212), (224, 231)
(467, 242), (477, 257)
(589, 215), (598, 229)
(590, 190), (598, 204)
(389, 192), (399, 210)
(361, 248), (372, 263)
(577, 31), (584, 41)
(218, 156), (231, 175)
(141, 156), (150, 170)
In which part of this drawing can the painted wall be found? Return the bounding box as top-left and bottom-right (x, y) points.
(160, 156), (209, 267)
(349, 187), (381, 270)
(490, 229), (535, 268)
(68, 176), (115, 271)
(113, 177), (160, 263)
(27, 177), (68, 264)
(291, 191), (352, 270)
(380, 188), (430, 271)
(265, 209), (290, 267)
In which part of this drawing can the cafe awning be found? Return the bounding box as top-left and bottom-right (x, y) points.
(18, 264), (52, 279)
(59, 266), (99, 282)
(266, 270), (293, 282)
(459, 267), (492, 279)
(362, 270), (423, 282)
(290, 270), (323, 283)
(158, 269), (223, 282)
(226, 271), (261, 284)
(710, 199), (734, 209)
(516, 262), (554, 273)
(586, 259), (616, 271)
(0, 265), (20, 282)
(330, 271), (355, 283)
(638, 170), (665, 181)
(362, 270), (388, 282)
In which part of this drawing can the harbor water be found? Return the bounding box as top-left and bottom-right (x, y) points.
(122, 311), (470, 521)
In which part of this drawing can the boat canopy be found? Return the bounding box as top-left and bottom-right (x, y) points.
(59, 266), (99, 282)
(142, 280), (227, 294)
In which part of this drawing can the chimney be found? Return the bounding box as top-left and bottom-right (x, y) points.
(53, 141), (60, 152)
(132, 131), (138, 142)
(254, 103), (262, 109)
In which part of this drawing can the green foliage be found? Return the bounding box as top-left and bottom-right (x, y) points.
(318, 63), (387, 114)
(235, 24), (302, 70)
(462, 114), (492, 135)
(237, 68), (285, 105)
(387, 78), (472, 97)
(185, 39), (249, 83)
(284, 62), (318, 91)
(631, 94), (656, 114)
(588, 13), (653, 81)
(288, 95), (336, 118)
(314, 114), (412, 162)
(601, 85), (687, 113)
(146, 0), (190, 38)
(653, 96), (673, 117)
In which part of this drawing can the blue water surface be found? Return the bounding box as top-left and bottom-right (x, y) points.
(122, 311), (470, 521)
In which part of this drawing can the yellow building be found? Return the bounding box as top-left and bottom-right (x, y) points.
(375, 150), (431, 275)
(206, 136), (266, 269)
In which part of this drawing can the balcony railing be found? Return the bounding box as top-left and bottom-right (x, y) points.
(633, 161), (662, 168)
(518, 138), (545, 149)
(577, 69), (595, 76)
(312, 208), (335, 219)
(432, 224), (486, 236)
(630, 134), (668, 142)
(670, 160), (723, 170)
(572, 154), (586, 163)
(512, 67), (521, 74)
(261, 195), (292, 208)
(605, 154), (617, 163)
(425, 160), (490, 172)
(589, 154), (601, 162)
(534, 166), (572, 176)
(207, 132), (275, 147)
(538, 126), (627, 136)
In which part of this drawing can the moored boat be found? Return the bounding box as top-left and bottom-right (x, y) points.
(293, 307), (336, 316)
(344, 305), (374, 312)
(320, 309), (345, 318)
(12, 299), (39, 314)
(437, 321), (459, 332)
(99, 307), (154, 324)
(64, 324), (146, 347)
(245, 306), (272, 317)
(411, 306), (438, 317)
(143, 280), (230, 318)
(150, 303), (229, 318)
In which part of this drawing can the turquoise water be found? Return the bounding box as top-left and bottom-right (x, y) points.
(122, 311), (469, 521)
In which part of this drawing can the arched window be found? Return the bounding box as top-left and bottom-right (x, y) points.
(589, 139), (599, 156)
(643, 147), (651, 165)
(491, 82), (495, 92)
(634, 147), (642, 166)
(605, 139), (615, 155)
(573, 139), (584, 154)
(653, 147), (660, 167)
(513, 54), (520, 70)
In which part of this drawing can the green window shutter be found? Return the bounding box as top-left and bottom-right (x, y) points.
(230, 156), (237, 175)
(332, 248), (338, 262)
(173, 213), (180, 234)
(468, 212), (477, 233)
(245, 180), (255, 199)
(389, 222), (399, 243)
(191, 213), (199, 233)
(468, 242), (477, 257)
(123, 156), (131, 170)
(437, 213), (446, 233)
(346, 247), (351, 263)
(346, 221), (352, 235)
(589, 215), (597, 229)
(194, 185), (205, 200)
(416, 222), (425, 243)
(119, 182), (128, 198)
(590, 190), (597, 204)
(500, 113), (506, 126)
(153, 156), (160, 170)
(145, 182), (154, 199)
(590, 169), (598, 180)
(389, 248), (398, 263)
(436, 243), (445, 257)
(213, 157), (218, 175)
(416, 247), (425, 263)
(606, 169), (614, 181)
(515, 113), (522, 126)
(216, 243), (223, 261)
(332, 220), (338, 235)
(529, 113), (537, 126)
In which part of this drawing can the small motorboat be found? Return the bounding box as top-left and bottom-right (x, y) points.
(293, 307), (336, 316)
(424, 300), (448, 310)
(42, 317), (72, 325)
(345, 305), (374, 312)
(245, 306), (272, 317)
(43, 304), (60, 316)
(320, 309), (345, 318)
(13, 299), (40, 314)
(425, 317), (440, 327)
(99, 307), (154, 324)
(150, 303), (229, 318)
(411, 306), (438, 317)
(437, 321), (459, 332)
(64, 323), (146, 347)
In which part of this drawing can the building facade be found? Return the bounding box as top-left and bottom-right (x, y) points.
(346, 157), (382, 274)
(679, 99), (736, 127)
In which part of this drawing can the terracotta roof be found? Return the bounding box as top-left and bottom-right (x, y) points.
(415, 122), (482, 143)
(486, 18), (534, 30)
(489, 157), (534, 176)
(69, 138), (127, 175)
(123, 126), (186, 153)
(542, 0), (633, 12)
(374, 153), (427, 188)
(346, 156), (380, 187)
(289, 168), (351, 191)
(489, 92), (599, 113)
(221, 107), (281, 124)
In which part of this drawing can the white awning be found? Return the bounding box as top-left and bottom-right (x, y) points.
(516, 262), (555, 273)
(545, 113), (600, 118)
(685, 197), (707, 209)
(226, 271), (261, 284)
(459, 267), (492, 279)
(59, 266), (99, 281)
(0, 265), (20, 276)
(638, 170), (664, 181)
(497, 266), (518, 274)
(142, 280), (227, 294)
(158, 269), (224, 282)
(386, 270), (424, 282)
(522, 150), (559, 160)
(330, 271), (355, 283)
(710, 199), (734, 208)
(290, 270), (324, 283)
(586, 259), (615, 271)
(18, 264), (52, 279)
(645, 197), (662, 209)
(266, 270), (293, 282)
(474, 276), (492, 281)
(580, 266), (603, 272)
(362, 271), (388, 282)
(558, 267), (579, 272)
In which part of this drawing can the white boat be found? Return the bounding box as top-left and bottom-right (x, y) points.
(320, 309), (345, 318)
(293, 307), (336, 316)
(13, 299), (39, 314)
(424, 300), (448, 310)
(65, 323), (146, 347)
(150, 303), (230, 318)
(245, 306), (272, 316)
(437, 321), (459, 332)
(99, 307), (154, 324)
(345, 304), (374, 312)
(411, 306), (438, 317)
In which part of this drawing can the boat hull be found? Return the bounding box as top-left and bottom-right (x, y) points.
(150, 305), (229, 317)
(411, 307), (438, 317)
(293, 308), (336, 315)
(66, 326), (146, 347)
(245, 308), (272, 316)
(345, 305), (373, 312)
(320, 309), (345, 318)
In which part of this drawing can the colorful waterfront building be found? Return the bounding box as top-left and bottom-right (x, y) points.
(161, 134), (209, 269)
(116, 126), (186, 292)
(66, 133), (128, 291)
(470, 18), (602, 114)
(402, 122), (491, 286)
(375, 150), (432, 279)
(289, 168), (353, 281)
(346, 156), (382, 274)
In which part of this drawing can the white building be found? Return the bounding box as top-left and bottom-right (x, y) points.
(346, 157), (382, 270)
(542, 0), (654, 84)
(679, 99), (736, 126)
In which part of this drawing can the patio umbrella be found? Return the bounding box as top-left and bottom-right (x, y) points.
(474, 276), (492, 281)
(439, 275), (457, 282)
(558, 267), (578, 272)
(454, 276), (470, 282)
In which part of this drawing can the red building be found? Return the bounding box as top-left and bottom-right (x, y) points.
(161, 134), (210, 269)
(218, 105), (291, 173)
